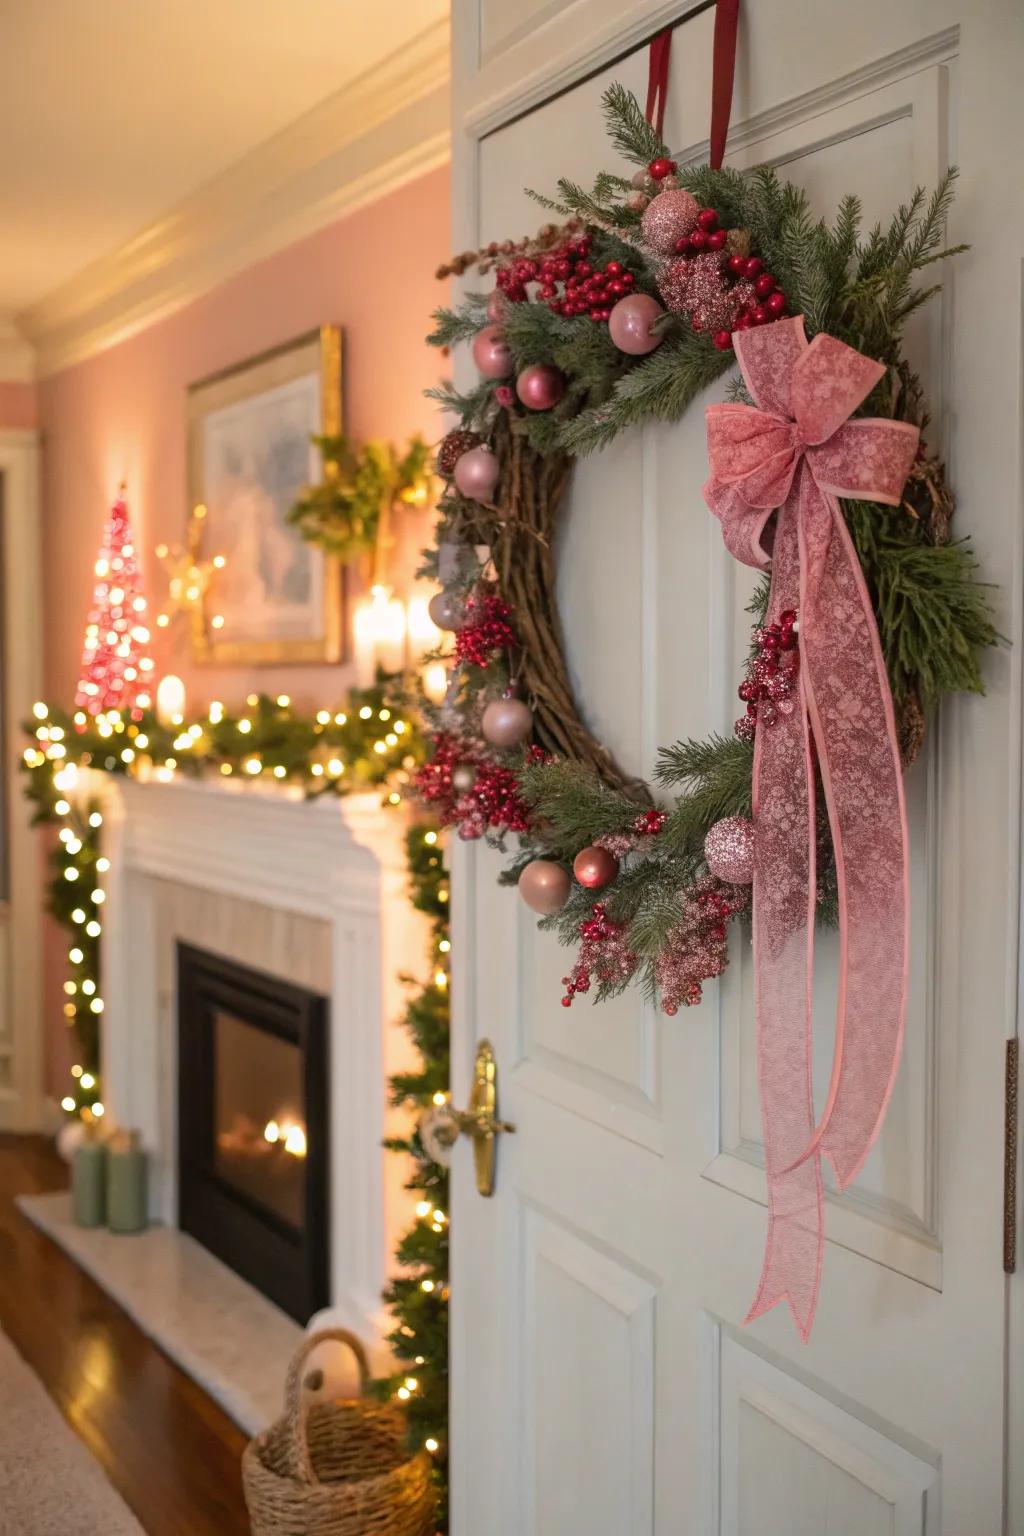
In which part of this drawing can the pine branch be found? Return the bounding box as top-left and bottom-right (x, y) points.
(601, 82), (667, 167)
(427, 299), (488, 348)
(559, 333), (732, 455)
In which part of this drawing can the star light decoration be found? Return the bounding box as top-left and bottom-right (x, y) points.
(154, 502), (227, 636)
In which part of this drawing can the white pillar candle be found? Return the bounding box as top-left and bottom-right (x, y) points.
(155, 673), (186, 726)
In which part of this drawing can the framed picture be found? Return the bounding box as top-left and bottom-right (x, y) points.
(187, 325), (344, 665)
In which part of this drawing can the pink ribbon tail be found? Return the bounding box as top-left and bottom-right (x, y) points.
(704, 316), (917, 1340)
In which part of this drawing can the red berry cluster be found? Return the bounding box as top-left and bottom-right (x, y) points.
(675, 205), (729, 256)
(735, 609), (799, 741)
(663, 200), (789, 353)
(413, 731), (533, 840)
(717, 254), (788, 348)
(495, 236), (637, 323)
(456, 761), (532, 840)
(454, 591), (518, 669)
(561, 903), (638, 1007)
(633, 808), (667, 836)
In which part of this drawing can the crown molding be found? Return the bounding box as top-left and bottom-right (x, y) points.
(20, 19), (451, 378)
(0, 321), (35, 383)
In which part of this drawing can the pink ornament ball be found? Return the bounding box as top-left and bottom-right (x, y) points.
(608, 293), (665, 356)
(472, 324), (513, 380)
(516, 364), (566, 412)
(573, 845), (619, 891)
(704, 815), (755, 884)
(453, 444), (500, 501)
(519, 859), (572, 916)
(482, 697), (533, 748)
(428, 589), (464, 631)
(640, 188), (702, 255)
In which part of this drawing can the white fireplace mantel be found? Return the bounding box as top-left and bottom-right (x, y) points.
(98, 773), (424, 1340)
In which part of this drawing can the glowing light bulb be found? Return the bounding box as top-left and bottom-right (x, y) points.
(61, 1096), (76, 1112)
(80, 1072), (95, 1090)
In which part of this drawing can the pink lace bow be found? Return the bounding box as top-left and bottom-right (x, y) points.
(704, 315), (919, 1340)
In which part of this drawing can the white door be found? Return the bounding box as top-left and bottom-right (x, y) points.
(449, 5), (1024, 1533)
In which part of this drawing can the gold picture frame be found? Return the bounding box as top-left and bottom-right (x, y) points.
(187, 325), (344, 665)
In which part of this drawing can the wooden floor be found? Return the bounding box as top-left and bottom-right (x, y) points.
(0, 1133), (251, 1535)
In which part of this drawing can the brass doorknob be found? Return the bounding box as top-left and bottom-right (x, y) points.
(430, 1039), (514, 1198)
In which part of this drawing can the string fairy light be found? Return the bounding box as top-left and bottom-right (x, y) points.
(21, 678), (451, 1482)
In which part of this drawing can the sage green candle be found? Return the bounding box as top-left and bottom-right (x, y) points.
(71, 1139), (107, 1228)
(107, 1131), (148, 1233)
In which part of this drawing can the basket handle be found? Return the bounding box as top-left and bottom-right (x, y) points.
(285, 1327), (371, 1486)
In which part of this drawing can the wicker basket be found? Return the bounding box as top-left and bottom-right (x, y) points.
(242, 1328), (436, 1536)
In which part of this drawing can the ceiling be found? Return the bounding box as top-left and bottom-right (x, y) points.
(0, 0), (448, 321)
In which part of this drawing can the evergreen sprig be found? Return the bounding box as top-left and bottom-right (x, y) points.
(601, 81), (668, 167)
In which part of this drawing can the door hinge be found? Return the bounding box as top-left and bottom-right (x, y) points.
(1005, 1037), (1018, 1274)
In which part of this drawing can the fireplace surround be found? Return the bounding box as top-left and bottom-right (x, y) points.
(97, 774), (424, 1345)
(177, 942), (329, 1322)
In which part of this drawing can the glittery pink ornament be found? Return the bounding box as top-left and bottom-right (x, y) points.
(573, 845), (618, 890)
(472, 323), (513, 379)
(516, 364), (566, 412)
(704, 816), (755, 884)
(481, 697), (533, 748)
(608, 293), (665, 356)
(640, 188), (702, 255)
(658, 251), (734, 331)
(453, 444), (500, 500)
(654, 875), (749, 1013)
(428, 590), (464, 630)
(519, 859), (571, 915)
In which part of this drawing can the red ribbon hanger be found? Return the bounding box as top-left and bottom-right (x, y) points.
(646, 0), (740, 168)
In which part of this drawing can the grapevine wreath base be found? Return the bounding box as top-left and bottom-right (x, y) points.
(416, 83), (994, 1018)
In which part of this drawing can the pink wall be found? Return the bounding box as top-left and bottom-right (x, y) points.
(38, 164), (450, 710)
(0, 382), (37, 430)
(36, 166), (450, 1095)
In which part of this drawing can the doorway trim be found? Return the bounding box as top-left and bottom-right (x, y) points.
(0, 429), (44, 1131)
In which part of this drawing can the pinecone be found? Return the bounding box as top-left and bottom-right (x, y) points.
(437, 429), (483, 477)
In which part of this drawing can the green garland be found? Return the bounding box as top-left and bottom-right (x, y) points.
(288, 434), (432, 561)
(22, 682), (451, 1521)
(413, 83), (998, 1013)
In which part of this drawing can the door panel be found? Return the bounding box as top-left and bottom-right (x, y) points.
(451, 7), (1016, 1533)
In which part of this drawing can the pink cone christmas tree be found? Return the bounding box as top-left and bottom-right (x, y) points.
(74, 494), (155, 720)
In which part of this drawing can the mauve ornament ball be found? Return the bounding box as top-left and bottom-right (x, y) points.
(428, 590), (463, 631)
(482, 697), (533, 748)
(573, 844), (619, 890)
(519, 859), (572, 915)
(704, 815), (755, 884)
(608, 294), (665, 356)
(516, 363), (566, 412)
(472, 323), (513, 379)
(640, 187), (702, 255)
(453, 444), (500, 501)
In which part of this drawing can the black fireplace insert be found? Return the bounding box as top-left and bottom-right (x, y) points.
(177, 942), (329, 1322)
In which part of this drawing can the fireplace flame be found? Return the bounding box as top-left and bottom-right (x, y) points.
(263, 1117), (306, 1158)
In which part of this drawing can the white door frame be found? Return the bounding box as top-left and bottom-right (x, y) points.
(0, 429), (45, 1132)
